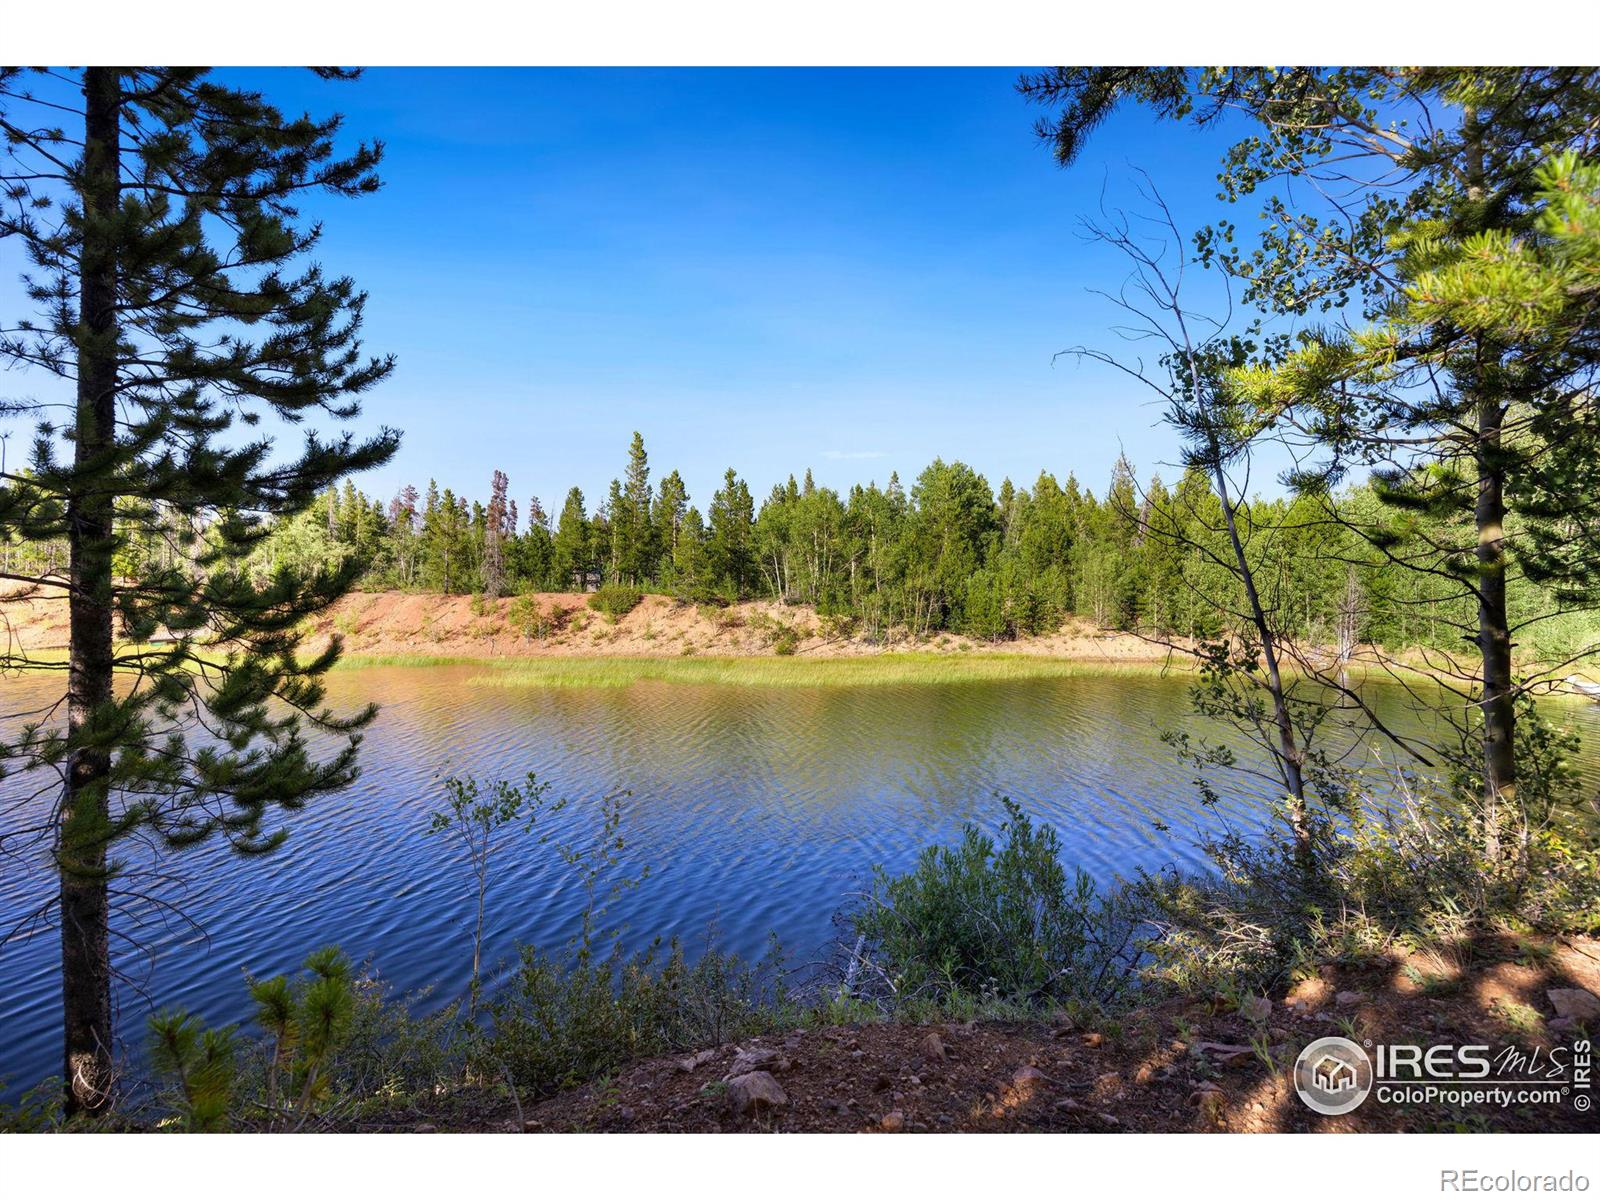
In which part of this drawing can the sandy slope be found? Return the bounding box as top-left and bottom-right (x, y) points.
(308, 590), (1183, 662)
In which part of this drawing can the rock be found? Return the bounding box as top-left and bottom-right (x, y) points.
(522, 1120), (543, 1132)
(879, 1110), (905, 1132)
(1053, 1098), (1081, 1112)
(1082, 1032), (1105, 1048)
(1548, 988), (1600, 1024)
(1335, 990), (1367, 1008)
(1195, 1089), (1227, 1122)
(1194, 1041), (1254, 1066)
(1133, 1063), (1156, 1087)
(727, 1070), (788, 1118)
(1096, 1071), (1121, 1093)
(873, 1073), (893, 1092)
(1099, 1113), (1119, 1127)
(676, 1049), (716, 1073)
(906, 1075), (921, 1087)
(1169, 1039), (1188, 1053)
(1051, 1011), (1077, 1033)
(1189, 1082), (1227, 1121)
(412, 1123), (437, 1133)
(1549, 1016), (1579, 1036)
(1006, 1066), (1048, 1102)
(725, 1046), (789, 1079)
(1239, 995), (1273, 1023)
(920, 1031), (948, 1061)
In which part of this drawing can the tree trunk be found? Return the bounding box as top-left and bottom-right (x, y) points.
(59, 66), (121, 1116)
(1476, 397), (1516, 864)
(1212, 462), (1312, 869)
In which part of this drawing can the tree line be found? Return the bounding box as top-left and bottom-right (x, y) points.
(181, 428), (1588, 661)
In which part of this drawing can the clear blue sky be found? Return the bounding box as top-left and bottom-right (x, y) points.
(6, 68), (1265, 513)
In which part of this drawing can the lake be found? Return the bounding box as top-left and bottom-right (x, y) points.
(3, 663), (1597, 1098)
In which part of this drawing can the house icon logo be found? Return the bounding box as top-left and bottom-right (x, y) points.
(1294, 1037), (1373, 1116)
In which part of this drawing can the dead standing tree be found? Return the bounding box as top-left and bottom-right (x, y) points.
(1063, 180), (1341, 872)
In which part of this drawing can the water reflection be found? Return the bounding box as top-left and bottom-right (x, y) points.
(2, 664), (1596, 1096)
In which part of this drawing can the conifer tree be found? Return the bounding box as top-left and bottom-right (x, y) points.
(0, 67), (396, 1112)
(553, 486), (591, 591)
(706, 468), (756, 598)
(1023, 66), (1600, 864)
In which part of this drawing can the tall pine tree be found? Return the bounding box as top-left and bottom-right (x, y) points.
(0, 68), (397, 1112)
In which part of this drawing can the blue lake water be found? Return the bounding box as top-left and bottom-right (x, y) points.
(3, 664), (1597, 1098)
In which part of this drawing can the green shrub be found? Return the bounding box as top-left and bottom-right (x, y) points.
(0, 1077), (64, 1132)
(477, 937), (791, 1099)
(145, 948), (466, 1131)
(588, 584), (643, 622)
(850, 799), (1147, 1010)
(508, 594), (566, 641)
(1134, 775), (1600, 995)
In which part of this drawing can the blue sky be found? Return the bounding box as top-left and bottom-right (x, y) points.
(5, 68), (1263, 513)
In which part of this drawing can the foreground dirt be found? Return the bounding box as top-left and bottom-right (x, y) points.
(360, 933), (1600, 1134)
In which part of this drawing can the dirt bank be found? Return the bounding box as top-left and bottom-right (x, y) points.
(1, 586), (1172, 662)
(310, 591), (1188, 662)
(358, 932), (1600, 1134)
(1, 586), (1175, 662)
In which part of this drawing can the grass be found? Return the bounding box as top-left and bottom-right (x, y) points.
(459, 653), (1184, 690)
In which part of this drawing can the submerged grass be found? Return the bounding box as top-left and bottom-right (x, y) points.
(459, 653), (1182, 689)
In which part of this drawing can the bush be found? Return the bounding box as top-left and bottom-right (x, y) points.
(1134, 774), (1600, 996)
(849, 799), (1146, 1010)
(588, 584), (643, 622)
(144, 947), (465, 1131)
(477, 937), (791, 1099)
(508, 594), (566, 641)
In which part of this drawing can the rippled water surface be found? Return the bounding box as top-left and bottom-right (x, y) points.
(4, 664), (1598, 1096)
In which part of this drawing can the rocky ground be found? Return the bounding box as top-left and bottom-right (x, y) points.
(364, 933), (1600, 1134)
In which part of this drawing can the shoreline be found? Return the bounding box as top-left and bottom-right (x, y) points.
(7, 587), (1590, 695)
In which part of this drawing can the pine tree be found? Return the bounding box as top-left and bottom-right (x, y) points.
(553, 487), (591, 591)
(620, 432), (656, 583)
(652, 469), (689, 578)
(706, 468), (756, 599)
(1024, 65), (1600, 865)
(0, 67), (396, 1112)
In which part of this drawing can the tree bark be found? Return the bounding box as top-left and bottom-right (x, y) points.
(60, 65), (120, 1116)
(1476, 396), (1516, 864)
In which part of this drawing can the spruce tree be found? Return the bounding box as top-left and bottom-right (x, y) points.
(0, 67), (397, 1112)
(553, 486), (590, 591)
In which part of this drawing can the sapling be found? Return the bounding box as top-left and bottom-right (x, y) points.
(147, 1011), (237, 1132)
(249, 945), (356, 1130)
(429, 773), (566, 1016)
